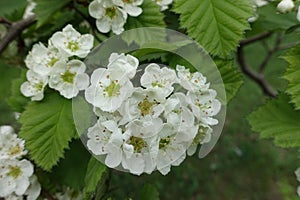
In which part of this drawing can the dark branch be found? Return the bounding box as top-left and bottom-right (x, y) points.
(240, 31), (273, 46)
(237, 46), (277, 98)
(0, 15), (36, 55)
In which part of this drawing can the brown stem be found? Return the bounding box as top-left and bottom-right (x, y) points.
(0, 15), (36, 55)
(239, 31), (273, 46)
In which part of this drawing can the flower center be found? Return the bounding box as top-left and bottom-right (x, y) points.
(105, 81), (120, 97)
(105, 7), (117, 19)
(159, 136), (171, 149)
(61, 70), (76, 84)
(192, 126), (209, 145)
(151, 81), (163, 88)
(48, 57), (59, 67)
(7, 166), (22, 179)
(9, 145), (22, 156)
(34, 81), (44, 91)
(67, 41), (80, 52)
(138, 98), (155, 116)
(129, 136), (147, 153)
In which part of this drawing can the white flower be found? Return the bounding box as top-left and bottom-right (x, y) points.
(20, 70), (48, 101)
(50, 24), (94, 58)
(89, 0), (127, 34)
(141, 64), (177, 101)
(156, 124), (188, 175)
(85, 68), (134, 112)
(277, 0), (294, 13)
(187, 89), (221, 126)
(153, 0), (173, 11)
(3, 194), (23, 200)
(112, 0), (143, 16)
(23, 0), (36, 19)
(24, 175), (41, 200)
(0, 127), (26, 160)
(25, 43), (66, 76)
(253, 0), (268, 7)
(108, 53), (139, 83)
(118, 87), (165, 125)
(297, 6), (300, 22)
(49, 60), (89, 99)
(176, 65), (209, 92)
(0, 159), (34, 197)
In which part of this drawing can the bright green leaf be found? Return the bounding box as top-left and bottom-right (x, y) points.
(19, 92), (76, 171)
(34, 0), (71, 27)
(283, 45), (300, 110)
(248, 94), (300, 148)
(83, 157), (107, 200)
(173, 0), (253, 57)
(140, 184), (160, 200)
(124, 0), (166, 45)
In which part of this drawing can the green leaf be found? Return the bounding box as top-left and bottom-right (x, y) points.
(173, 0), (253, 57)
(248, 94), (300, 148)
(124, 0), (166, 45)
(50, 140), (90, 190)
(139, 184), (160, 200)
(83, 157), (107, 200)
(283, 44), (300, 110)
(0, 0), (27, 17)
(6, 70), (29, 112)
(19, 92), (76, 171)
(215, 59), (243, 103)
(34, 0), (71, 27)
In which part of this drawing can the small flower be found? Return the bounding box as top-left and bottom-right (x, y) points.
(187, 89), (221, 125)
(85, 68), (134, 112)
(0, 126), (27, 159)
(277, 0), (294, 13)
(25, 43), (66, 76)
(141, 63), (177, 101)
(153, 0), (173, 11)
(49, 60), (90, 99)
(112, 0), (143, 16)
(176, 65), (209, 92)
(89, 0), (127, 34)
(20, 70), (48, 101)
(50, 24), (94, 58)
(0, 159), (34, 197)
(107, 53), (139, 83)
(24, 175), (41, 200)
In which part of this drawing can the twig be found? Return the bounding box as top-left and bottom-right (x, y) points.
(240, 31), (273, 46)
(278, 41), (300, 51)
(41, 189), (56, 200)
(0, 15), (36, 55)
(237, 46), (277, 97)
(0, 17), (12, 26)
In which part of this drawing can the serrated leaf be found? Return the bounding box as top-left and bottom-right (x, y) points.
(34, 0), (71, 27)
(173, 0), (253, 57)
(19, 92), (76, 171)
(283, 44), (300, 110)
(83, 157), (107, 200)
(6, 70), (29, 112)
(139, 184), (159, 200)
(123, 0), (166, 45)
(214, 59), (243, 103)
(248, 94), (300, 148)
(0, 0), (27, 17)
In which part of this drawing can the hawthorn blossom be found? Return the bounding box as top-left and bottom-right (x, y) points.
(112, 0), (143, 16)
(49, 60), (89, 99)
(89, 0), (127, 34)
(20, 70), (48, 101)
(277, 0), (294, 13)
(153, 0), (173, 11)
(0, 159), (34, 197)
(50, 24), (94, 58)
(85, 68), (134, 112)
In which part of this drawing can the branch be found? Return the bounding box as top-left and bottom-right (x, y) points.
(237, 46), (277, 98)
(240, 31), (273, 46)
(0, 15), (36, 55)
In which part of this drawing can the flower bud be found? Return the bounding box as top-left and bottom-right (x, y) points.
(277, 0), (295, 13)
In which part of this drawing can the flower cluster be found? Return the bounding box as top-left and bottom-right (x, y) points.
(21, 24), (93, 100)
(0, 126), (41, 200)
(88, 0), (144, 35)
(84, 53), (221, 175)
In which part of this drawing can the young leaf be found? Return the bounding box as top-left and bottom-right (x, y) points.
(83, 157), (107, 200)
(173, 0), (253, 57)
(248, 94), (300, 148)
(283, 44), (300, 110)
(34, 0), (71, 27)
(19, 92), (76, 171)
(124, 0), (166, 45)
